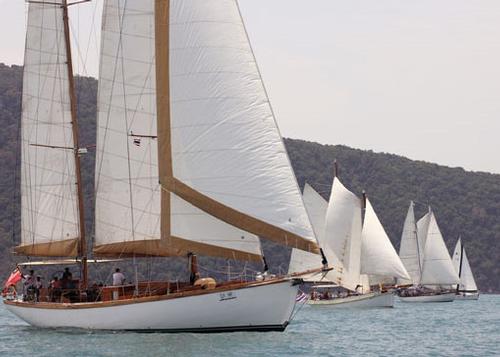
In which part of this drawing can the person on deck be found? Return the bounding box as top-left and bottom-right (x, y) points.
(34, 276), (43, 302)
(50, 276), (62, 302)
(112, 268), (126, 286)
(22, 270), (35, 301)
(112, 268), (126, 301)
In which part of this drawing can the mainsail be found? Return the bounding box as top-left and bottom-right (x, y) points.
(16, 1), (81, 257)
(323, 178), (362, 290)
(452, 238), (478, 292)
(360, 198), (410, 284)
(420, 212), (460, 286)
(94, 0), (318, 260)
(398, 202), (422, 285)
(416, 210), (431, 268)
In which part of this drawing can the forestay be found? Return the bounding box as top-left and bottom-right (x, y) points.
(16, 1), (80, 257)
(361, 198), (410, 283)
(398, 202), (422, 285)
(452, 238), (478, 292)
(94, 0), (318, 259)
(420, 212), (460, 286)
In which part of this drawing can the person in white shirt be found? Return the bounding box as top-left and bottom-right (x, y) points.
(112, 268), (125, 300)
(112, 268), (126, 286)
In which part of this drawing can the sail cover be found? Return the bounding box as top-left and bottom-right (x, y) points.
(452, 238), (478, 292)
(398, 202), (422, 285)
(420, 212), (460, 286)
(361, 198), (410, 283)
(95, 0), (318, 259)
(16, 1), (80, 257)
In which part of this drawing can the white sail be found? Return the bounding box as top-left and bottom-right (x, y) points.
(416, 210), (431, 268)
(288, 183), (341, 283)
(323, 178), (362, 291)
(452, 238), (478, 292)
(95, 0), (317, 259)
(17, 1), (80, 257)
(420, 212), (460, 286)
(398, 202), (422, 285)
(168, 0), (316, 248)
(361, 198), (410, 283)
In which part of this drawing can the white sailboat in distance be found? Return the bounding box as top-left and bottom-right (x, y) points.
(3, 0), (323, 331)
(289, 174), (410, 308)
(452, 237), (479, 300)
(398, 205), (459, 302)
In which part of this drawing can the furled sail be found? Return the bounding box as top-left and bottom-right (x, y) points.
(95, 0), (318, 260)
(420, 212), (460, 286)
(361, 198), (410, 284)
(452, 238), (478, 292)
(16, 1), (80, 257)
(323, 178), (362, 291)
(398, 202), (422, 285)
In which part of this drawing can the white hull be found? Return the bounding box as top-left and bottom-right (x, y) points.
(455, 292), (479, 300)
(399, 292), (455, 303)
(308, 291), (394, 308)
(4, 280), (298, 332)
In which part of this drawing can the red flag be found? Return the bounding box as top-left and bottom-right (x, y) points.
(4, 268), (22, 289)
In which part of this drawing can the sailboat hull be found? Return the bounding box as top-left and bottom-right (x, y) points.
(455, 292), (479, 300)
(3, 279), (298, 332)
(308, 291), (394, 308)
(399, 292), (455, 303)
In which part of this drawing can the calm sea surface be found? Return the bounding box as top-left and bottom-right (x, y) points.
(0, 295), (498, 356)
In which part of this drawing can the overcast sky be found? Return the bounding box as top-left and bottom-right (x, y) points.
(1, 0), (499, 173)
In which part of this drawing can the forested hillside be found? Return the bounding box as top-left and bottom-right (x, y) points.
(0, 63), (498, 292)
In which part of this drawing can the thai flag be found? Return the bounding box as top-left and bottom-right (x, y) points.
(296, 291), (308, 303)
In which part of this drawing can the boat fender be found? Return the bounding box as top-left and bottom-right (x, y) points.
(194, 278), (216, 290)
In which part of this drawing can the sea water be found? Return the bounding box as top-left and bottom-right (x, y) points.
(0, 295), (498, 356)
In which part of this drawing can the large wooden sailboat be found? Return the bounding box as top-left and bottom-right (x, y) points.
(3, 0), (322, 331)
(452, 238), (479, 300)
(289, 175), (410, 308)
(398, 204), (459, 303)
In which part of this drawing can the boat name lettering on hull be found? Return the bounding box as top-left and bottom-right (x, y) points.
(219, 292), (237, 301)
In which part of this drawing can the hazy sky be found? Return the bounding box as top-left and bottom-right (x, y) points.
(1, 0), (499, 173)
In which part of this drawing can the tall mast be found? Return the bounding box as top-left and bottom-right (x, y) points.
(62, 0), (88, 290)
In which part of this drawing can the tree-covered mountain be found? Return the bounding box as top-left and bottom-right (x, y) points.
(0, 63), (498, 292)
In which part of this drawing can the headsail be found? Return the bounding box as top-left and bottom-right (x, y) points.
(398, 202), (422, 285)
(94, 0), (318, 260)
(452, 238), (478, 292)
(420, 212), (460, 286)
(16, 1), (80, 257)
(361, 198), (410, 283)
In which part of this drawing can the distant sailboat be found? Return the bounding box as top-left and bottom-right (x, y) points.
(289, 177), (410, 308)
(3, 0), (322, 331)
(452, 238), (479, 300)
(398, 204), (459, 302)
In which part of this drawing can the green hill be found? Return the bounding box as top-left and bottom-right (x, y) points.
(0, 63), (498, 292)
